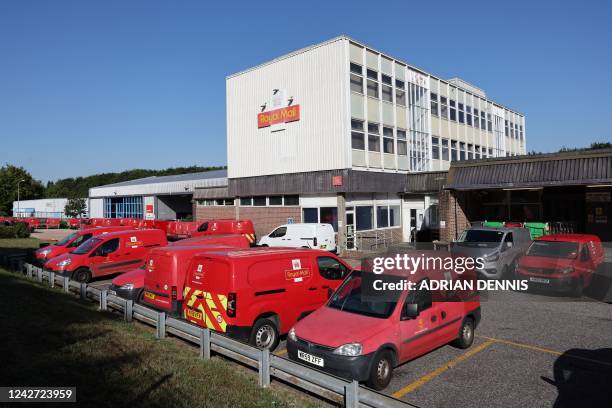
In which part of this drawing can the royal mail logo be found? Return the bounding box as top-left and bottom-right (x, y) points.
(285, 268), (311, 281)
(258, 89), (300, 129)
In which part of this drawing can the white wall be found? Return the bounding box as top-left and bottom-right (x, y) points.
(12, 198), (88, 218)
(89, 198), (104, 218)
(227, 38), (349, 178)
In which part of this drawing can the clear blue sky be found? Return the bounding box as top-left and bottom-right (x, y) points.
(1, 0), (611, 183)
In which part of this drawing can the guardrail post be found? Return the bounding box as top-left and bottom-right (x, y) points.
(156, 312), (166, 339)
(79, 283), (87, 300)
(199, 329), (210, 360)
(17, 258), (24, 273)
(26, 263), (32, 278)
(100, 290), (107, 311)
(63, 276), (70, 293)
(49, 272), (55, 288)
(345, 380), (359, 408)
(125, 300), (133, 322)
(258, 349), (270, 388)
(37, 267), (43, 283)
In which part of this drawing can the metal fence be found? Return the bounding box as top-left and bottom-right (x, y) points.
(4, 260), (415, 408)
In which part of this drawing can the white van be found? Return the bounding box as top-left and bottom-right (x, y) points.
(258, 223), (337, 252)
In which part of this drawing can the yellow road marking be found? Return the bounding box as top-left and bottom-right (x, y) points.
(477, 335), (612, 367)
(392, 340), (495, 399)
(275, 349), (288, 356)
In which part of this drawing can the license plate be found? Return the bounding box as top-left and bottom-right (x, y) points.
(144, 291), (155, 300)
(529, 277), (550, 284)
(108, 289), (117, 296)
(186, 309), (202, 320)
(298, 350), (324, 367)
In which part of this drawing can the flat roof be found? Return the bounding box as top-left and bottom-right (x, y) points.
(99, 169), (228, 188)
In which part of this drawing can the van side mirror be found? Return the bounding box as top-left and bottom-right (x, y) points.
(401, 303), (420, 320)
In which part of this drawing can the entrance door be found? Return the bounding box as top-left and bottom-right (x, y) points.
(402, 199), (425, 242)
(346, 210), (355, 250)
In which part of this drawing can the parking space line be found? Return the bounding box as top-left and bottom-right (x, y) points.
(392, 340), (495, 399)
(477, 335), (612, 367)
(275, 349), (287, 356)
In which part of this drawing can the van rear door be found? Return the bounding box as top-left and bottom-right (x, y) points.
(142, 252), (177, 310)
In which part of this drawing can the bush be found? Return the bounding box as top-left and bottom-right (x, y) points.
(0, 223), (31, 239)
(59, 220), (68, 229)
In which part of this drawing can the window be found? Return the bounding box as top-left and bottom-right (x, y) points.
(488, 148), (494, 157)
(284, 195), (299, 206)
(302, 208), (318, 223)
(350, 63), (363, 94)
(269, 226), (287, 238)
(430, 93), (438, 116)
(505, 120), (509, 136)
(197, 222), (209, 232)
(458, 103), (465, 124)
(366, 69), (379, 98)
(451, 141), (458, 161)
(474, 108), (480, 129)
(441, 138), (449, 161)
(519, 125), (524, 140)
(351, 119), (365, 150)
(367, 122), (380, 152)
(253, 197), (266, 206)
(480, 111), (486, 129)
(396, 80), (406, 106)
(356, 206), (373, 231)
(302, 207), (337, 231)
(240, 197), (252, 206)
(317, 257), (349, 280)
(397, 129), (407, 155)
(381, 74), (393, 102)
(467, 144), (473, 160)
(487, 113), (492, 132)
(449, 100), (457, 121)
(510, 122), (514, 138)
(96, 238), (119, 256)
(459, 142), (466, 160)
(268, 196), (282, 206)
(377, 205), (400, 228)
(383, 127), (394, 154)
(432, 136), (440, 159)
(466, 106), (473, 126)
(69, 233), (92, 248)
(440, 96), (448, 119)
(403, 279), (432, 316)
(475, 145), (481, 159)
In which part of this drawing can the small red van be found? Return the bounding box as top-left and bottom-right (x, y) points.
(44, 229), (167, 282)
(516, 234), (605, 296)
(111, 234), (252, 304)
(182, 248), (352, 350)
(34, 226), (130, 265)
(287, 262), (480, 389)
(190, 219), (256, 245)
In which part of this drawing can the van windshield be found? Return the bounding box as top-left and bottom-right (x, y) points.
(328, 271), (399, 319)
(526, 241), (579, 259)
(71, 238), (102, 255)
(456, 230), (505, 248)
(56, 232), (78, 246)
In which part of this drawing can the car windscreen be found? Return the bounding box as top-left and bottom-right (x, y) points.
(456, 229), (505, 248)
(526, 241), (579, 259)
(71, 237), (102, 255)
(56, 232), (78, 246)
(327, 271), (400, 319)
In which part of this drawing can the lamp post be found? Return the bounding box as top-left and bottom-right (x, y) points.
(17, 179), (25, 218)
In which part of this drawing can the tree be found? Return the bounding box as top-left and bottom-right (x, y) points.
(0, 164), (44, 216)
(64, 197), (87, 218)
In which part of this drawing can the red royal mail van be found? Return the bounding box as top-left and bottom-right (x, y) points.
(190, 219), (256, 245)
(182, 248), (352, 350)
(516, 234), (605, 296)
(34, 226), (130, 265)
(44, 229), (167, 282)
(286, 259), (480, 390)
(110, 234), (251, 304)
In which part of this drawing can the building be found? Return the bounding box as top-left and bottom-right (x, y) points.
(195, 36), (526, 250)
(12, 198), (88, 218)
(88, 170), (227, 220)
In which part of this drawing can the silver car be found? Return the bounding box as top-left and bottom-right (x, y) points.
(451, 227), (532, 279)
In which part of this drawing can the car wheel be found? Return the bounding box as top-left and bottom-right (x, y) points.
(72, 268), (91, 283)
(260, 244), (269, 247)
(570, 278), (584, 298)
(451, 317), (474, 349)
(136, 289), (145, 304)
(249, 318), (279, 351)
(366, 350), (393, 390)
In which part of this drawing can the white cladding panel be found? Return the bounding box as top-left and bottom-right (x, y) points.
(89, 198), (103, 218)
(227, 39), (348, 178)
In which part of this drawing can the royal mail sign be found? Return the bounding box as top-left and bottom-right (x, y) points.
(257, 89), (300, 129)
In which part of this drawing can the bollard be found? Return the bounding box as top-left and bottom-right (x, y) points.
(156, 312), (166, 339)
(37, 267), (43, 283)
(26, 263), (32, 278)
(125, 300), (133, 322)
(100, 290), (107, 311)
(344, 380), (359, 408)
(63, 276), (70, 293)
(258, 349), (270, 388)
(199, 329), (210, 360)
(49, 272), (55, 288)
(80, 283), (87, 300)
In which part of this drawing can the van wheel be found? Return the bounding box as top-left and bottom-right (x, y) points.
(136, 289), (144, 304)
(570, 278), (584, 298)
(72, 268), (91, 283)
(260, 244), (268, 247)
(451, 317), (474, 349)
(366, 350), (393, 390)
(250, 318), (279, 350)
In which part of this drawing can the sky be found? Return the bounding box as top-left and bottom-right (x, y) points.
(1, 0), (611, 183)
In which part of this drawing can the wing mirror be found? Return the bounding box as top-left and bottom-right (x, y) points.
(402, 303), (420, 320)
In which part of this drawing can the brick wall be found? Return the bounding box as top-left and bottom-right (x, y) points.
(438, 189), (469, 242)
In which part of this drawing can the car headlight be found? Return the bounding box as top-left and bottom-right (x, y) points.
(559, 267), (574, 274)
(119, 283), (134, 290)
(484, 252), (499, 262)
(333, 343), (362, 356)
(288, 327), (297, 342)
(40, 249), (52, 257)
(58, 258), (72, 267)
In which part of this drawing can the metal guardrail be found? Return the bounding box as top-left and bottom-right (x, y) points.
(7, 261), (415, 408)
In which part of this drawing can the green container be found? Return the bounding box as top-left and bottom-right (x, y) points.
(483, 221), (505, 228)
(523, 222), (549, 239)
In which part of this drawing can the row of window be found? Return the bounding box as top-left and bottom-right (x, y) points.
(431, 137), (496, 161)
(431, 92), (496, 132)
(505, 120), (524, 140)
(351, 119), (408, 155)
(196, 199), (234, 206)
(239, 195), (299, 207)
(350, 62), (407, 105)
(103, 197), (143, 219)
(353, 205), (401, 231)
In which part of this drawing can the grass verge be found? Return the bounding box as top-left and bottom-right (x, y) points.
(0, 268), (321, 407)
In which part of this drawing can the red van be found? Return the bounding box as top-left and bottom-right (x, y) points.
(286, 264), (481, 390)
(190, 219), (256, 245)
(516, 234), (605, 296)
(182, 248), (351, 350)
(111, 234), (251, 304)
(34, 226), (130, 265)
(44, 229), (167, 282)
